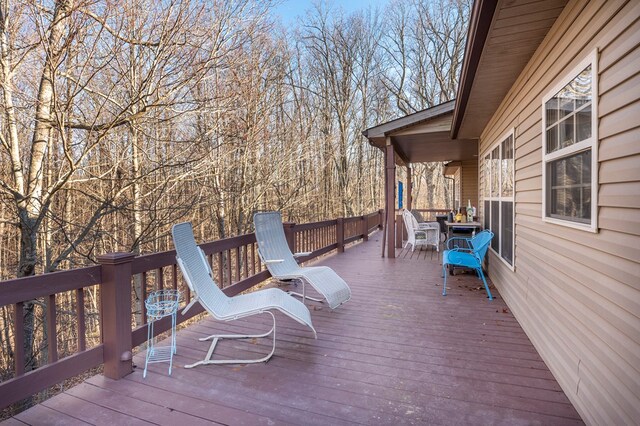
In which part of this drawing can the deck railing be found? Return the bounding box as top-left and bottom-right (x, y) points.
(0, 210), (383, 409)
(401, 208), (450, 221)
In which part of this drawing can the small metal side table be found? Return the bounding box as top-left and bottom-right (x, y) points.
(143, 289), (180, 378)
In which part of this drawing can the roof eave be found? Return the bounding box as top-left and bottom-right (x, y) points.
(363, 100), (456, 141)
(450, 0), (498, 140)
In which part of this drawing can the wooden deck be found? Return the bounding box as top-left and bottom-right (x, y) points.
(7, 233), (583, 425)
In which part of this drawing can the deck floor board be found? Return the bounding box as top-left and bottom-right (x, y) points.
(7, 233), (583, 425)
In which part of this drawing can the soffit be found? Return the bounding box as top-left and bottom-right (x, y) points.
(453, 0), (569, 139)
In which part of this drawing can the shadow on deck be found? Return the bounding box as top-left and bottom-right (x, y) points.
(8, 232), (583, 425)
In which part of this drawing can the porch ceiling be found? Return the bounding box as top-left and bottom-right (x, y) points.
(452, 0), (569, 139)
(389, 132), (477, 164)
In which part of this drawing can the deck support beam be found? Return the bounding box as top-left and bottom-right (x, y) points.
(385, 139), (396, 258)
(406, 165), (412, 211)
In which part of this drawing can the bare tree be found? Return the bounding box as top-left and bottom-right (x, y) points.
(380, 0), (471, 210)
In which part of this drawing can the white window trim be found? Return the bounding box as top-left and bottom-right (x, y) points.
(541, 49), (599, 233)
(482, 128), (515, 271)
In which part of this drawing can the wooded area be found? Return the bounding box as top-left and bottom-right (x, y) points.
(0, 0), (469, 394)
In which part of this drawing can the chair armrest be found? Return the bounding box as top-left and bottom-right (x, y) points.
(417, 222), (439, 230)
(263, 259), (284, 264)
(293, 252), (312, 258)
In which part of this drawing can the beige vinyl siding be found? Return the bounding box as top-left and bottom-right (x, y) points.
(453, 167), (461, 209)
(461, 159), (478, 210)
(477, 0), (640, 424)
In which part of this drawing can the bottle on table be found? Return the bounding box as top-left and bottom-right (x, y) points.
(467, 200), (474, 223)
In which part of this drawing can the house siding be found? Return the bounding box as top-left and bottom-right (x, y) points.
(477, 0), (640, 425)
(461, 159), (478, 212)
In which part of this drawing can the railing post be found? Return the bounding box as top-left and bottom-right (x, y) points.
(336, 217), (345, 253)
(378, 209), (384, 229)
(97, 252), (135, 380)
(361, 215), (368, 241)
(283, 222), (296, 253)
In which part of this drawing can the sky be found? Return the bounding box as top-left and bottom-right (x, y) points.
(273, 0), (390, 25)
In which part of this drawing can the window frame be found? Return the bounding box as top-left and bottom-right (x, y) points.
(541, 50), (599, 233)
(482, 129), (515, 270)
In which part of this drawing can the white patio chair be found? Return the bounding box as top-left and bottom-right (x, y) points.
(402, 209), (440, 252)
(253, 211), (352, 310)
(172, 222), (316, 367)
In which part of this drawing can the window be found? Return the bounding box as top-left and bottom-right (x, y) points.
(483, 131), (514, 267)
(542, 52), (598, 231)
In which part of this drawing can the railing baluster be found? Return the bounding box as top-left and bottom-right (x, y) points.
(250, 243), (256, 275)
(172, 264), (178, 292)
(243, 245), (249, 279)
(141, 272), (148, 321)
(47, 294), (58, 363)
(226, 250), (232, 287)
(217, 252), (223, 288)
(257, 244), (262, 271)
(299, 230), (303, 252)
(76, 288), (86, 352)
(156, 268), (164, 291)
(235, 247), (241, 283)
(303, 230), (307, 252)
(14, 302), (24, 376)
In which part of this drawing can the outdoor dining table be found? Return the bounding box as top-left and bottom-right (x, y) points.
(444, 221), (483, 241)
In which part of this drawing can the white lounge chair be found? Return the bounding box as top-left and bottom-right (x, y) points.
(402, 209), (440, 252)
(172, 222), (316, 367)
(253, 211), (351, 310)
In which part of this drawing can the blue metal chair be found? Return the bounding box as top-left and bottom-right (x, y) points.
(442, 230), (494, 300)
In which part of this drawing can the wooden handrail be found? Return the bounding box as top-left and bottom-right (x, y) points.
(0, 211), (382, 409)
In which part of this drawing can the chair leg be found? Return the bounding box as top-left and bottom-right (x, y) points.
(442, 264), (448, 296)
(286, 280), (324, 303)
(477, 268), (493, 300)
(185, 311), (277, 368)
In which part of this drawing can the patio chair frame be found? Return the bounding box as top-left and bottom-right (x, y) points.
(442, 230), (494, 300)
(172, 222), (316, 367)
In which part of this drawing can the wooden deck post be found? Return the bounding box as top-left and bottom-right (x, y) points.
(378, 209), (384, 229)
(361, 215), (368, 241)
(97, 252), (135, 380)
(385, 142), (396, 258)
(406, 166), (412, 211)
(283, 222), (296, 253)
(336, 217), (345, 252)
